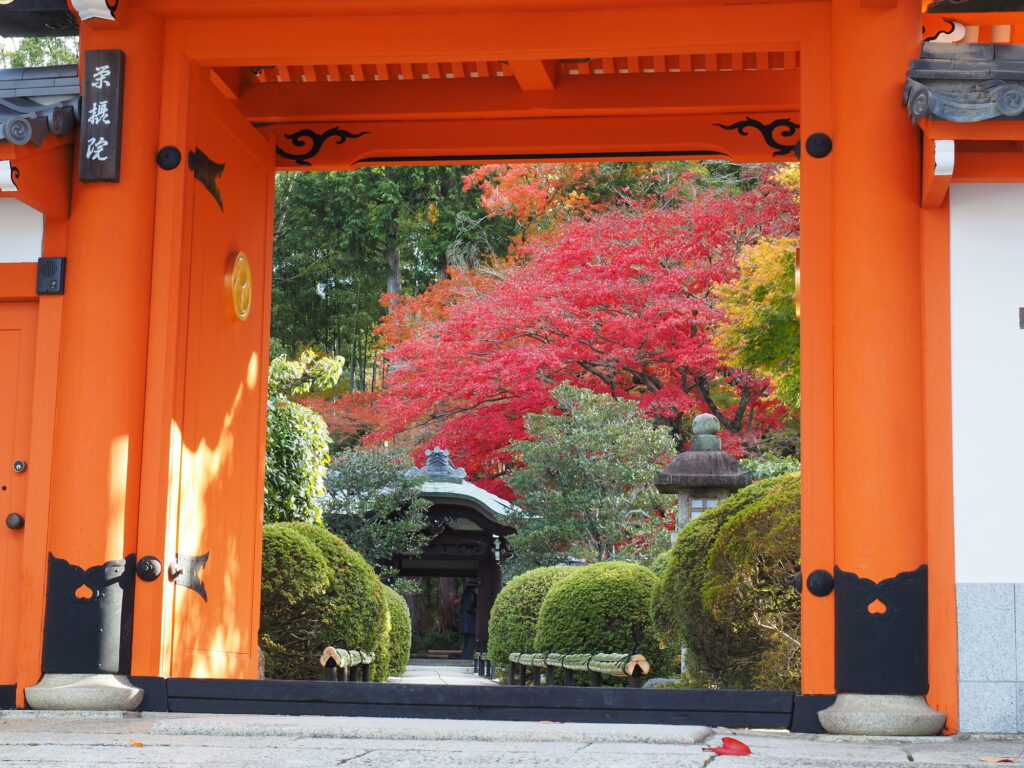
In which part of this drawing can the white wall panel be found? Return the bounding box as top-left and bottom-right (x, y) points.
(0, 198), (43, 264)
(950, 183), (1024, 584)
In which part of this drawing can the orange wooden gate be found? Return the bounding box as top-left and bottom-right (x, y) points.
(0, 302), (38, 685)
(167, 77), (274, 679)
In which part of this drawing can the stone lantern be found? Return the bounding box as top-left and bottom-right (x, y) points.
(653, 414), (751, 539)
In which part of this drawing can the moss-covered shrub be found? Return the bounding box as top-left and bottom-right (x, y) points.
(534, 562), (670, 678)
(649, 551), (672, 579)
(703, 473), (801, 689)
(488, 566), (575, 677)
(260, 522), (387, 680)
(651, 473), (800, 690)
(382, 586), (412, 678)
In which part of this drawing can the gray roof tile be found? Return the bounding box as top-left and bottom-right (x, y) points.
(0, 65), (79, 145)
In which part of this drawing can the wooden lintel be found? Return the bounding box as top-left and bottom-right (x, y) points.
(238, 69), (798, 123)
(508, 60), (558, 91)
(264, 110), (800, 170)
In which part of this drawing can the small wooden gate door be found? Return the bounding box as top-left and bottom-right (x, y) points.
(0, 302), (37, 684)
(169, 78), (274, 679)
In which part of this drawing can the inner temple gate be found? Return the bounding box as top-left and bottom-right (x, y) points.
(3, 0), (1024, 734)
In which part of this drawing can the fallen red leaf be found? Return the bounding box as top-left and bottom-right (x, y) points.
(703, 737), (751, 756)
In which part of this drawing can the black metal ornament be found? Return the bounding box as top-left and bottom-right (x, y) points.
(156, 146), (182, 170)
(276, 126), (370, 166)
(136, 556), (163, 582)
(188, 148), (225, 210)
(804, 132), (833, 159)
(806, 569), (835, 597)
(714, 116), (800, 158)
(168, 552), (210, 601)
(5, 514), (24, 530)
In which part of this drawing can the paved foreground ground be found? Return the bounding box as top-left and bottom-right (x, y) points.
(2, 711), (1024, 768)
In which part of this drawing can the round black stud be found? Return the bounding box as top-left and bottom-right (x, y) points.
(5, 513), (24, 530)
(785, 570), (802, 592)
(806, 569), (835, 597)
(137, 555), (163, 581)
(12, 460), (26, 473)
(156, 146), (182, 171)
(804, 133), (833, 159)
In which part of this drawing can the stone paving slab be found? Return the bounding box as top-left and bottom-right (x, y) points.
(4, 711), (1024, 767)
(339, 749), (710, 768)
(150, 714), (714, 743)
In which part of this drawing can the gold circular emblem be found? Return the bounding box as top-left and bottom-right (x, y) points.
(228, 252), (253, 321)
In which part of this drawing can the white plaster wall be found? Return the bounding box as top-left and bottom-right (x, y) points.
(0, 198), (43, 263)
(950, 183), (1024, 584)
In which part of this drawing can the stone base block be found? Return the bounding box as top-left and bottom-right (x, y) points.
(818, 693), (946, 736)
(24, 673), (143, 711)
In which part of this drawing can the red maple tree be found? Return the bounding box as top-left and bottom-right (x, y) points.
(365, 168), (798, 495)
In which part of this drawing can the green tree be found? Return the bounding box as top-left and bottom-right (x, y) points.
(272, 167), (517, 388)
(263, 351), (344, 523)
(264, 399), (331, 524)
(651, 473), (801, 690)
(0, 37), (78, 68)
(505, 384), (676, 569)
(321, 446), (432, 585)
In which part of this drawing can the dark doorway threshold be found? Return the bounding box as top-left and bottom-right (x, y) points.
(117, 677), (834, 731)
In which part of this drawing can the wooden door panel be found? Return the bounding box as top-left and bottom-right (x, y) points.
(0, 302), (37, 683)
(171, 80), (273, 678)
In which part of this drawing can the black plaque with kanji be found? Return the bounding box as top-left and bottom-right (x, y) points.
(79, 49), (125, 183)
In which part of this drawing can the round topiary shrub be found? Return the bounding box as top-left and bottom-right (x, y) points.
(382, 586), (412, 678)
(260, 522), (387, 680)
(649, 551), (672, 579)
(703, 472), (801, 690)
(651, 473), (800, 690)
(488, 566), (575, 677)
(534, 561), (670, 678)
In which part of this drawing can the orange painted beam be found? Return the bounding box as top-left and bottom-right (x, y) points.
(953, 152), (1024, 182)
(265, 111), (800, 170)
(922, 118), (1024, 142)
(237, 69), (799, 123)
(138, 0), (822, 16)
(0, 263), (38, 301)
(508, 60), (558, 91)
(165, 3), (824, 66)
(0, 144), (73, 220)
(32, 8), (169, 700)
(798, 24), (836, 696)
(921, 200), (958, 734)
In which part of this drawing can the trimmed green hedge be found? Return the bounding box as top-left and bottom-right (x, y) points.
(488, 566), (575, 677)
(260, 522), (387, 680)
(382, 586), (412, 678)
(651, 473), (801, 690)
(534, 562), (670, 678)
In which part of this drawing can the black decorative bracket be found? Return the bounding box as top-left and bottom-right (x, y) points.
(42, 553), (136, 674)
(714, 116), (800, 158)
(276, 127), (370, 166)
(834, 564), (928, 695)
(169, 552), (210, 601)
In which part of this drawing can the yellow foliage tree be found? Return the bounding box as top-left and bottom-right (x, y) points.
(715, 236), (800, 409)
